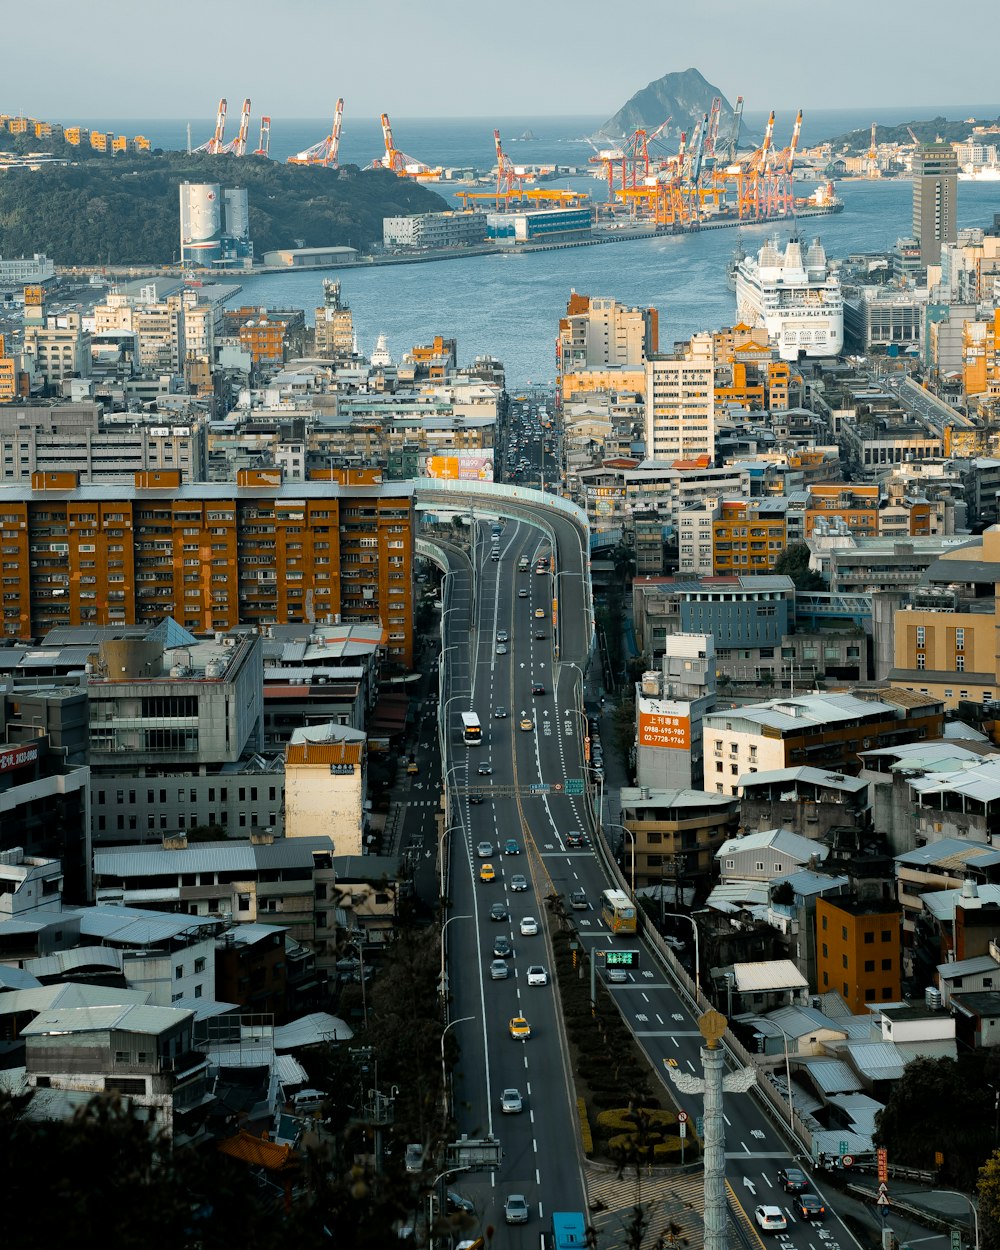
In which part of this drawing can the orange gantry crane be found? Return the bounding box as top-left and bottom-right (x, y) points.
(253, 116), (271, 158)
(374, 112), (441, 179)
(193, 98), (228, 154)
(494, 128), (534, 209)
(220, 99), (252, 156)
(288, 99), (344, 167)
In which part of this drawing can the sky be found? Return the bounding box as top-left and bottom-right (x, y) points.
(7, 0), (1000, 122)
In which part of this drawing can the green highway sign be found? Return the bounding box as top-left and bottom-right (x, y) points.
(565, 778), (585, 795)
(951, 1232), (962, 1250)
(605, 949), (640, 968)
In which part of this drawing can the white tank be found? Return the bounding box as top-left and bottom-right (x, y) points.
(180, 182), (221, 247)
(223, 187), (250, 241)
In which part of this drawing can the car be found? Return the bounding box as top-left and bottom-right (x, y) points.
(508, 1016), (531, 1040)
(478, 763), (493, 775)
(520, 916), (538, 936)
(480, 863), (496, 883)
(666, 1057), (679, 1068)
(526, 965), (548, 986)
(447, 1190), (475, 1215)
(534, 630), (546, 640)
(490, 957), (510, 979)
(519, 717), (534, 731)
(493, 935), (512, 958)
(531, 683), (546, 695)
(566, 831), (585, 848)
(518, 588), (529, 598)
(503, 838), (520, 855)
(510, 873), (528, 891)
(777, 1167), (809, 1194)
(795, 1193), (826, 1220)
(495, 643), (507, 654)
(664, 936), (686, 952)
(477, 841), (493, 858)
(494, 706), (508, 718)
(490, 551), (501, 562)
(490, 902), (508, 922)
(534, 608), (545, 619)
(606, 966), (628, 984)
(754, 1206), (788, 1234)
(469, 792), (485, 804)
(496, 630), (509, 643)
(570, 887), (588, 909)
(404, 1143), (425, 1174)
(504, 1194), (530, 1225)
(500, 1087), (523, 1114)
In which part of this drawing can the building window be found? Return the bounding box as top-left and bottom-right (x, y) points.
(822, 943), (828, 957)
(881, 987), (894, 999)
(175, 965), (183, 979)
(842, 954), (849, 969)
(956, 656), (965, 672)
(864, 960), (875, 972)
(864, 931), (874, 944)
(882, 959), (893, 971)
(821, 914), (827, 930)
(726, 859), (735, 869)
(916, 654), (925, 670)
(755, 862), (764, 871)
(916, 626), (925, 646)
(956, 628), (965, 650)
(842, 927), (848, 940)
(194, 957), (206, 973)
(716, 761), (723, 772)
(881, 930), (892, 942)
(865, 988), (876, 1001)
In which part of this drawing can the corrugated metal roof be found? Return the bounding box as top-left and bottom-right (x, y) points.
(276, 1054), (309, 1087)
(24, 946), (124, 979)
(706, 692), (900, 735)
(776, 869), (851, 897)
(0, 983), (150, 1018)
(705, 881), (770, 911)
(273, 1012), (354, 1050)
(733, 960), (809, 992)
(937, 954), (1000, 980)
(93, 837), (335, 881)
(22, 1003), (192, 1036)
(769, 1004), (843, 1036)
(802, 1059), (864, 1095)
(826, 1093), (883, 1135)
(77, 905), (220, 943)
(718, 828), (829, 863)
(895, 838), (1000, 868)
(843, 1041), (906, 1079)
(738, 766), (868, 792)
(923, 884), (1000, 919)
(0, 966), (42, 990)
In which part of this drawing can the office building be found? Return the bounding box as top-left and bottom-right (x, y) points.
(0, 254), (55, 288)
(815, 895), (902, 1012)
(644, 335), (715, 463)
(383, 210), (487, 249)
(313, 280), (355, 360)
(635, 633), (715, 790)
(912, 144), (958, 267)
(0, 467), (415, 663)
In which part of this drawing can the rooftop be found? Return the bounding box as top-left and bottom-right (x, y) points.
(732, 959), (809, 992)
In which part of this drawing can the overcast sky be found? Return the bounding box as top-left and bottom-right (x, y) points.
(9, 0), (1000, 121)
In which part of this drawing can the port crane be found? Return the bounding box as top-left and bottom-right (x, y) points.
(253, 116), (270, 158)
(192, 98), (228, 154)
(867, 122), (879, 179)
(288, 99), (344, 167)
(493, 128), (533, 209)
(220, 99), (252, 156)
(374, 112), (441, 179)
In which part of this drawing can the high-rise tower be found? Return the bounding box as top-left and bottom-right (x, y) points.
(912, 143), (958, 268)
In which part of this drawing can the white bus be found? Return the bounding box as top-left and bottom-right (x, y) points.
(461, 712), (483, 746)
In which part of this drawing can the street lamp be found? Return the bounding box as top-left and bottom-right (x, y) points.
(661, 909), (702, 996)
(440, 1015), (474, 1119)
(771, 1020), (795, 1131)
(604, 821), (635, 895)
(440, 913), (471, 1003)
(932, 1190), (980, 1250)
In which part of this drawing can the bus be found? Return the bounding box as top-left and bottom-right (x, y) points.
(551, 1212), (587, 1250)
(600, 888), (637, 936)
(461, 712), (482, 746)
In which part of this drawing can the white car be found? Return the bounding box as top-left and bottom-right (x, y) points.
(526, 965), (548, 986)
(519, 916), (538, 936)
(754, 1206), (788, 1234)
(501, 1087), (523, 1114)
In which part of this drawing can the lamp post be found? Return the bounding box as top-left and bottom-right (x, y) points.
(661, 909), (702, 996)
(438, 824), (462, 907)
(604, 821), (635, 895)
(932, 1190), (980, 1250)
(771, 1021), (795, 1131)
(440, 1015), (474, 1120)
(439, 914), (471, 1004)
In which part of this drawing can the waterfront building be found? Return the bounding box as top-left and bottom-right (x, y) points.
(383, 210), (486, 250)
(0, 254), (54, 289)
(485, 206), (592, 245)
(912, 144), (958, 268)
(644, 334), (716, 463)
(0, 466), (415, 663)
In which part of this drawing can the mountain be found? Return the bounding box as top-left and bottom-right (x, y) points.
(601, 67), (734, 140)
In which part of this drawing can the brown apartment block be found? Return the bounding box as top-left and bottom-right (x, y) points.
(0, 467), (414, 663)
(816, 894), (902, 1012)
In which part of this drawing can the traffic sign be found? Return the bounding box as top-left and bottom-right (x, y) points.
(839, 1140), (849, 1155)
(565, 778), (585, 795)
(677, 1111), (689, 1124)
(696, 1116), (704, 1137)
(842, 1154), (855, 1168)
(528, 783), (551, 794)
(951, 1231), (962, 1250)
(877, 1146), (889, 1184)
(679, 1121), (687, 1138)
(606, 949), (640, 968)
(553, 783), (563, 791)
(877, 1193), (891, 1208)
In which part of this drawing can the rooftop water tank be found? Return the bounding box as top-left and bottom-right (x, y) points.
(925, 985), (943, 1009)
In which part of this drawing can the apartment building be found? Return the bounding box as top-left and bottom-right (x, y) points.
(618, 786), (738, 887)
(890, 528), (1000, 709)
(313, 280), (355, 360)
(22, 312), (90, 386)
(816, 895), (903, 1011)
(0, 466), (414, 663)
(224, 307), (307, 369)
(702, 689), (944, 796)
(805, 484), (880, 537)
(557, 292), (658, 401)
(0, 403), (208, 483)
(712, 498), (790, 574)
(963, 308), (1000, 406)
(644, 334), (715, 462)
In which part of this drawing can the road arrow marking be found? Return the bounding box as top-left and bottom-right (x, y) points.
(743, 1178), (756, 1194)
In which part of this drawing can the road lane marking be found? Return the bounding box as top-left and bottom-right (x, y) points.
(533, 1139), (538, 1153)
(723, 1114), (731, 1126)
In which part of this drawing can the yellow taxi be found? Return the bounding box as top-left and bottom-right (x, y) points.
(480, 863), (496, 883)
(508, 1015), (532, 1040)
(519, 718), (534, 732)
(534, 608), (545, 619)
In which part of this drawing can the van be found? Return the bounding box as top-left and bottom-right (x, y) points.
(570, 887), (588, 910)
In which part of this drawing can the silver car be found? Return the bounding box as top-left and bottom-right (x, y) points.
(501, 1088), (523, 1114)
(505, 1194), (530, 1225)
(490, 959), (510, 980)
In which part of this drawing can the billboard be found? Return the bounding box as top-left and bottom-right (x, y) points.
(0, 741), (40, 773)
(637, 709), (690, 750)
(422, 451), (494, 482)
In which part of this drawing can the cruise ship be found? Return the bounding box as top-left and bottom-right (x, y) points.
(734, 235), (843, 360)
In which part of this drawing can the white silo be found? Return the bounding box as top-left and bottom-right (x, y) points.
(179, 182), (222, 265)
(223, 186), (250, 242)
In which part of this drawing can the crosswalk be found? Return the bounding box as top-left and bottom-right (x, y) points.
(585, 1165), (707, 1248)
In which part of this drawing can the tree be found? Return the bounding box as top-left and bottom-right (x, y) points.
(979, 1151), (1000, 1250)
(773, 543), (826, 592)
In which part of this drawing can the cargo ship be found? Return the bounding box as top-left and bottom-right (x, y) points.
(735, 235), (844, 360)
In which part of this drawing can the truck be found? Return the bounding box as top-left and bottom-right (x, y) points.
(550, 1211), (587, 1249)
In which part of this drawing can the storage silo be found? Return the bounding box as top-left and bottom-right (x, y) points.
(179, 182), (222, 265)
(223, 186), (250, 242)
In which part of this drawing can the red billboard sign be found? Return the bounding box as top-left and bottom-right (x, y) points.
(0, 742), (39, 773)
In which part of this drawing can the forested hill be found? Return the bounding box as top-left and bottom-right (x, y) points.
(0, 152), (447, 265)
(823, 115), (1000, 154)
